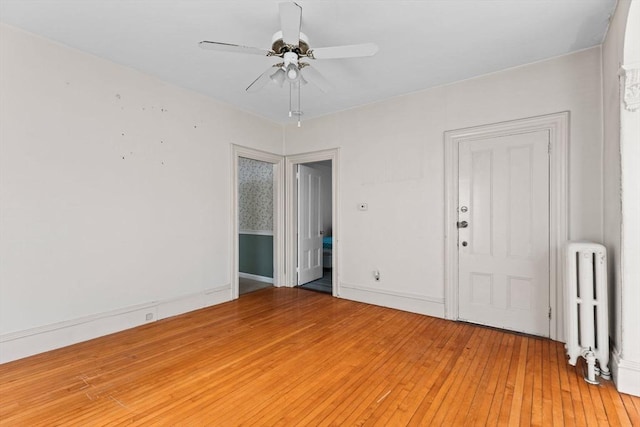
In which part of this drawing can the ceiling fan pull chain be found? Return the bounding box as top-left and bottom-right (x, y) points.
(289, 83), (293, 117)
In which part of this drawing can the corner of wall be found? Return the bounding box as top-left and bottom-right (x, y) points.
(611, 347), (640, 396)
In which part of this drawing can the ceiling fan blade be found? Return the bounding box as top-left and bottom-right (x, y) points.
(199, 41), (272, 56)
(300, 66), (330, 93)
(309, 43), (378, 60)
(246, 65), (281, 92)
(279, 2), (302, 46)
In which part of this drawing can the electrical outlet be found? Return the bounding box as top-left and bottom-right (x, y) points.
(145, 313), (154, 321)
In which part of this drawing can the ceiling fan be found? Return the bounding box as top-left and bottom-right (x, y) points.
(198, 2), (378, 122)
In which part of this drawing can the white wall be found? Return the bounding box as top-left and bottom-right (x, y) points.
(284, 47), (603, 317)
(0, 24), (282, 361)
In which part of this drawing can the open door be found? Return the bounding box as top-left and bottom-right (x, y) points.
(297, 164), (324, 285)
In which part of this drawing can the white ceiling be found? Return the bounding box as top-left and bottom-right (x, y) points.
(0, 0), (617, 124)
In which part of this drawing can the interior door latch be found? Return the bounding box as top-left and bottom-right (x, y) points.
(457, 220), (469, 228)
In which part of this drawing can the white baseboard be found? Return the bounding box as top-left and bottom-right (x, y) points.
(239, 272), (274, 284)
(0, 284), (232, 364)
(339, 282), (445, 318)
(611, 348), (640, 397)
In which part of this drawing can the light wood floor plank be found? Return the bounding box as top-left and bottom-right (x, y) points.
(621, 393), (640, 425)
(496, 334), (523, 425)
(434, 327), (494, 426)
(542, 341), (561, 426)
(330, 315), (435, 426)
(485, 333), (517, 425)
(368, 319), (468, 426)
(1, 288), (638, 425)
(555, 342), (578, 426)
(410, 325), (483, 425)
(508, 337), (529, 425)
(531, 338), (544, 426)
(404, 324), (472, 424)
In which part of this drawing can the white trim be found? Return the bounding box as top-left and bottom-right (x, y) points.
(239, 230), (274, 236)
(238, 272), (274, 284)
(340, 283), (445, 317)
(0, 284), (231, 364)
(231, 145), (285, 300)
(340, 283), (444, 304)
(285, 149), (340, 297)
(611, 347), (640, 396)
(444, 112), (569, 342)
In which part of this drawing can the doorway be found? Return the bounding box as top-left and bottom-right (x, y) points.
(237, 157), (276, 295)
(231, 145), (285, 300)
(444, 113), (569, 341)
(286, 149), (339, 297)
(297, 161), (333, 294)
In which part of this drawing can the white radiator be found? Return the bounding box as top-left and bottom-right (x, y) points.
(565, 242), (610, 384)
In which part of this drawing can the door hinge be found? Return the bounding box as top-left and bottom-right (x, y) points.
(548, 307), (552, 319)
(296, 171), (300, 179)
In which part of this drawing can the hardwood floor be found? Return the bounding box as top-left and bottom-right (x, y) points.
(1, 288), (638, 426)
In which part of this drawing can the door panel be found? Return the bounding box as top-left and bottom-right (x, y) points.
(297, 164), (323, 285)
(458, 130), (550, 336)
(470, 149), (493, 255)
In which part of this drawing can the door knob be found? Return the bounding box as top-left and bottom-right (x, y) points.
(457, 221), (469, 228)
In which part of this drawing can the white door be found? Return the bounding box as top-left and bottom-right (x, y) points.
(297, 164), (323, 285)
(458, 130), (550, 336)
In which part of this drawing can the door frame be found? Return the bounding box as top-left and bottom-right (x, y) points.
(231, 144), (285, 299)
(285, 148), (340, 296)
(444, 112), (569, 341)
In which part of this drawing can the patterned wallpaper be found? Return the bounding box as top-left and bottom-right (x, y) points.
(239, 157), (273, 232)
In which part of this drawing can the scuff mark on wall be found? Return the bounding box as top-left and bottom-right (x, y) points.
(107, 91), (208, 168)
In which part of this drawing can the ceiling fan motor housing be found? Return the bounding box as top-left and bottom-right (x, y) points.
(271, 30), (310, 55)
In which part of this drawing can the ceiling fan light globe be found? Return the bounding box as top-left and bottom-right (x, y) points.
(285, 63), (300, 81)
(271, 69), (286, 87)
